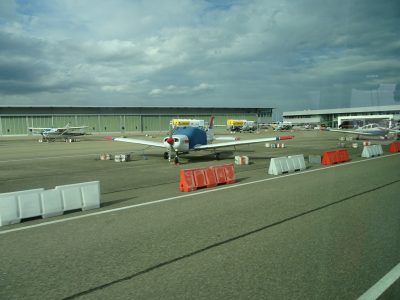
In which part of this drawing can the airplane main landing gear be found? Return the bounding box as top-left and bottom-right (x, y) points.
(163, 152), (169, 159)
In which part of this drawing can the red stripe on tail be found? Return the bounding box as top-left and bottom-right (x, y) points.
(209, 116), (214, 129)
(278, 136), (294, 140)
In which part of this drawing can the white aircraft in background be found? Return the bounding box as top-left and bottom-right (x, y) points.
(28, 123), (89, 141)
(274, 122), (293, 131)
(329, 123), (400, 139)
(106, 116), (294, 163)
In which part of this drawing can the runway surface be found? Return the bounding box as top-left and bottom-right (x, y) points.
(1, 130), (399, 299)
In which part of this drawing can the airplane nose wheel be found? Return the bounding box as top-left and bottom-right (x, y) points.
(163, 152), (169, 159)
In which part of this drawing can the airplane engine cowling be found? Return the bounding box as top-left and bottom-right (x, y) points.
(173, 135), (190, 153)
(163, 135), (190, 153)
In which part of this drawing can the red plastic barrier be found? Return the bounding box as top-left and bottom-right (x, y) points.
(180, 164), (236, 192)
(389, 142), (400, 153)
(321, 151), (338, 165)
(204, 168), (218, 188)
(222, 164), (236, 184)
(180, 169), (197, 192)
(193, 169), (207, 189)
(336, 149), (350, 162)
(213, 165), (228, 184)
(321, 149), (350, 165)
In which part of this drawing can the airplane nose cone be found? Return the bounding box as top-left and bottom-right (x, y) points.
(166, 137), (174, 145)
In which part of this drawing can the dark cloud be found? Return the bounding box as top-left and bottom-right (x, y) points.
(0, 0), (399, 112)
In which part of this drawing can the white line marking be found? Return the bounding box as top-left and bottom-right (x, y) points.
(1, 153), (399, 235)
(358, 263), (400, 300)
(0, 153), (99, 163)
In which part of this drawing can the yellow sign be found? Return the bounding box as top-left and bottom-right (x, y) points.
(172, 120), (191, 126)
(227, 119), (246, 126)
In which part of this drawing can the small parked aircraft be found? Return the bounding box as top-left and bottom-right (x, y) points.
(106, 117), (293, 163)
(329, 123), (400, 139)
(28, 123), (88, 141)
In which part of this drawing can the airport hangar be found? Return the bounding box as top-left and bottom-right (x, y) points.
(282, 104), (400, 128)
(0, 105), (273, 136)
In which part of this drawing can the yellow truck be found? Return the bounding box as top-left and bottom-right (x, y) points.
(171, 119), (205, 128)
(226, 119), (256, 132)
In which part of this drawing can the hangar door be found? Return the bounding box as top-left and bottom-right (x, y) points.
(141, 115), (162, 132)
(1, 116), (28, 135)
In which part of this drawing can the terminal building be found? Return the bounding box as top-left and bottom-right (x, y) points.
(0, 105), (273, 136)
(282, 105), (400, 128)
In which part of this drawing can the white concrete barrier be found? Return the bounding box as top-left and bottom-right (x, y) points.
(0, 189), (44, 226)
(18, 189), (44, 219)
(362, 144), (383, 158)
(0, 193), (21, 226)
(288, 155), (306, 171)
(268, 155), (306, 175)
(55, 181), (100, 211)
(41, 189), (63, 218)
(268, 157), (289, 175)
(0, 181), (100, 227)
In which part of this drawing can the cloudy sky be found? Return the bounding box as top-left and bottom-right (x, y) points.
(0, 0), (399, 115)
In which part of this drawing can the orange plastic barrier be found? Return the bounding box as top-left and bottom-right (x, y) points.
(336, 149), (350, 162)
(389, 142), (400, 153)
(180, 164), (236, 192)
(180, 169), (197, 192)
(321, 149), (350, 165)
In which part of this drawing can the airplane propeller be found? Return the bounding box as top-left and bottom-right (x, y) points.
(166, 123), (175, 162)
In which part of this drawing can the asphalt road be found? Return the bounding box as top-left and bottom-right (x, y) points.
(0, 130), (399, 299)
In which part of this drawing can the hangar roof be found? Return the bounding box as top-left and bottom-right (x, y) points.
(283, 105), (400, 116)
(0, 105), (273, 115)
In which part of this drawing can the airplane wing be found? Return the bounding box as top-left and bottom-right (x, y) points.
(28, 126), (88, 131)
(388, 128), (400, 133)
(67, 126), (89, 130)
(193, 135), (293, 150)
(328, 129), (375, 135)
(28, 127), (49, 131)
(214, 136), (240, 141)
(106, 136), (165, 148)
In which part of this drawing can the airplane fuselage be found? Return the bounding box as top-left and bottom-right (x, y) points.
(352, 126), (389, 137)
(330, 123), (393, 139)
(163, 126), (209, 153)
(357, 129), (388, 136)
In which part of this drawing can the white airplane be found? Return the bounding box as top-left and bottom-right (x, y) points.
(28, 123), (89, 141)
(274, 123), (293, 131)
(106, 116), (294, 163)
(329, 123), (400, 139)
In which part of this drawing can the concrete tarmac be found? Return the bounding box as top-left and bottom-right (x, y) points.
(0, 130), (399, 299)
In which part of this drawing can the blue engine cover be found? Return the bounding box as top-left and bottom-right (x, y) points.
(174, 127), (207, 149)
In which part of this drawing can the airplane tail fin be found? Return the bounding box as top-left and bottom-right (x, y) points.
(206, 116), (215, 143)
(209, 116), (214, 129)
